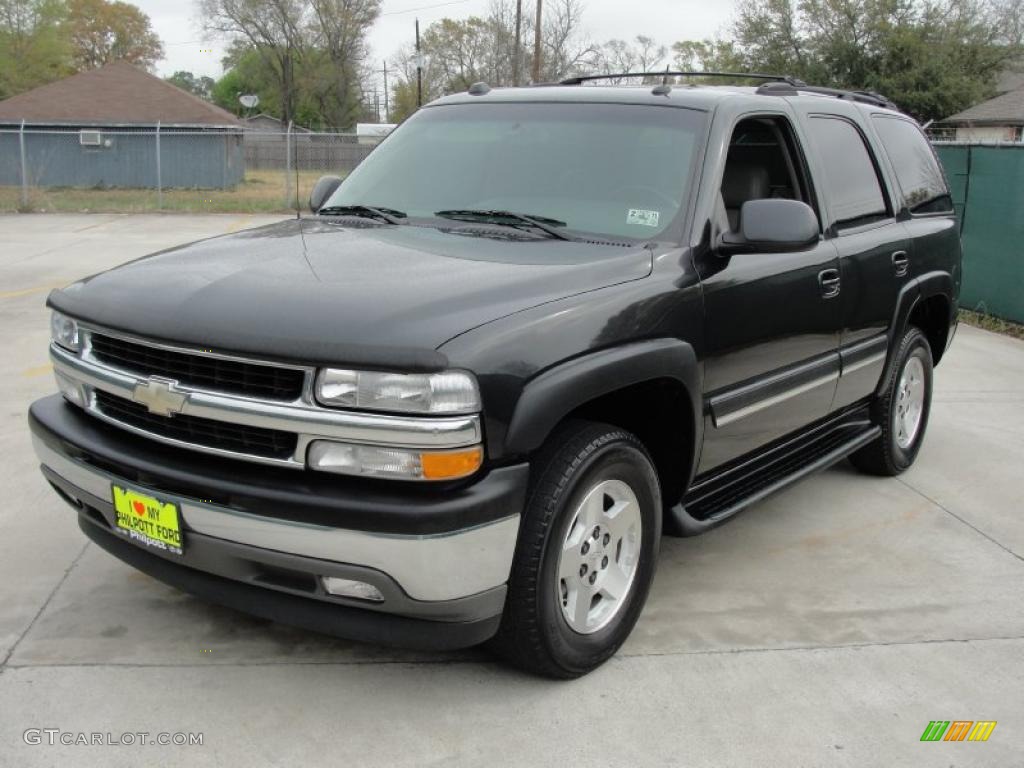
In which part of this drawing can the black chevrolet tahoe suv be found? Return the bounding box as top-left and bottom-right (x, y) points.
(30, 73), (961, 678)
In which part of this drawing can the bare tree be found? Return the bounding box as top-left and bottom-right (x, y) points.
(199, 0), (311, 124)
(589, 35), (668, 80)
(387, 0), (634, 115)
(308, 0), (381, 127)
(538, 0), (594, 80)
(993, 0), (1024, 46)
(487, 0), (521, 84)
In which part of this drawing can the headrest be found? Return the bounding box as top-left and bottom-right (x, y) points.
(721, 163), (771, 208)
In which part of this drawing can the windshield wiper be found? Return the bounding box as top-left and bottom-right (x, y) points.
(434, 209), (576, 241)
(318, 205), (407, 225)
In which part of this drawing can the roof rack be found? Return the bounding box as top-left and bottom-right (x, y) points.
(755, 81), (900, 111)
(557, 70), (903, 113)
(559, 71), (806, 86)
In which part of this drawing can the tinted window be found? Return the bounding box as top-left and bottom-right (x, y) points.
(806, 117), (888, 227)
(872, 116), (953, 214)
(327, 103), (706, 241)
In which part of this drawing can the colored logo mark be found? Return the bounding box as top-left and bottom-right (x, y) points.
(920, 721), (997, 742)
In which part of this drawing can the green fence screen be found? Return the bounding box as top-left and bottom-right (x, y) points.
(934, 144), (1024, 323)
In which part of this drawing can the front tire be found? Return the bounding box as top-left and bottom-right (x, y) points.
(491, 420), (661, 678)
(850, 326), (933, 476)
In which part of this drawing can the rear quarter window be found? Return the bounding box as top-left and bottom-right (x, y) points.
(871, 115), (953, 214)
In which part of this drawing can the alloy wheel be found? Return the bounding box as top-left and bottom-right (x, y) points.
(895, 356), (926, 449)
(555, 479), (643, 634)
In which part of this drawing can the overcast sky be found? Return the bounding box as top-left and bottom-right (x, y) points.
(133, 0), (735, 85)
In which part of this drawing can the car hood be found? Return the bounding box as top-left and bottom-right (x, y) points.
(48, 218), (653, 369)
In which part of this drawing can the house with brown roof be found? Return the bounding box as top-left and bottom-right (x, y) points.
(938, 75), (1024, 143)
(0, 61), (244, 189)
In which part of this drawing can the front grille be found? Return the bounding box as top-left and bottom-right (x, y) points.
(95, 390), (298, 459)
(90, 334), (305, 401)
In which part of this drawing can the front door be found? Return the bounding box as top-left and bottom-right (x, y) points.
(696, 114), (842, 473)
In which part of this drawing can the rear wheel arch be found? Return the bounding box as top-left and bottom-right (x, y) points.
(877, 271), (955, 397)
(907, 293), (952, 365)
(852, 325), (933, 476)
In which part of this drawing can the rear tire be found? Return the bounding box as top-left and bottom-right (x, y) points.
(850, 326), (933, 476)
(490, 420), (661, 678)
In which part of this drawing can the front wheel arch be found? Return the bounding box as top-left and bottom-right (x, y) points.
(503, 339), (703, 503)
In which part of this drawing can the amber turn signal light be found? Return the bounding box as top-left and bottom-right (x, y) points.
(421, 446), (484, 480)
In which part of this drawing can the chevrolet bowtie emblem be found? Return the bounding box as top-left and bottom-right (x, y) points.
(132, 377), (188, 417)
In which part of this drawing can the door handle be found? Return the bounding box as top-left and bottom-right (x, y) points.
(818, 269), (841, 299)
(891, 250), (909, 277)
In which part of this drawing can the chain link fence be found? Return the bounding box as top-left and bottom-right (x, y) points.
(0, 126), (379, 213)
(4, 123), (1022, 324)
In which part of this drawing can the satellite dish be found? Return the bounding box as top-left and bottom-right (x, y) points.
(239, 94), (259, 109)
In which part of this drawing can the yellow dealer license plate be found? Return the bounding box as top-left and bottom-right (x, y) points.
(112, 485), (184, 555)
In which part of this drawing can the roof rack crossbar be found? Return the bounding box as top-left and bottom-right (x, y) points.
(793, 85), (899, 111)
(559, 71), (805, 86)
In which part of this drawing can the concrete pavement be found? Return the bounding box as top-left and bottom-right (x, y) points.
(1, 214), (1021, 767)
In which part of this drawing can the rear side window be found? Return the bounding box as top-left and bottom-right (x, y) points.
(871, 116), (953, 214)
(806, 116), (888, 228)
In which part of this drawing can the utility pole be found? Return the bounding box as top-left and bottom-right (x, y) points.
(382, 60), (389, 122)
(415, 18), (423, 107)
(513, 0), (522, 86)
(531, 0), (542, 84)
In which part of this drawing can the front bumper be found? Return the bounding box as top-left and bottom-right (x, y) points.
(30, 395), (528, 650)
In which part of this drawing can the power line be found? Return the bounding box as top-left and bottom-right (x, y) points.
(381, 0), (472, 17)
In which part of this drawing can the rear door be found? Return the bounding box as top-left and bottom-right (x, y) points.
(867, 113), (961, 310)
(796, 109), (911, 409)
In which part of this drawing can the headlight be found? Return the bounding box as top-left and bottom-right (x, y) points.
(316, 369), (480, 414)
(50, 311), (81, 352)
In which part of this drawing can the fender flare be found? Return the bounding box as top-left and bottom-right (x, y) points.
(876, 270), (955, 396)
(503, 338), (703, 469)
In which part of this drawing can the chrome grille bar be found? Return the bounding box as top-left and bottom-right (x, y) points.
(50, 328), (482, 469)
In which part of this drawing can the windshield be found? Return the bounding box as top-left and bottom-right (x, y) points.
(325, 102), (707, 240)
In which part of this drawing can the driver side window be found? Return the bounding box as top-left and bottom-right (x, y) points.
(717, 116), (818, 236)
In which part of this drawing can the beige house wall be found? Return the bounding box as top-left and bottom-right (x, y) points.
(954, 125), (1022, 143)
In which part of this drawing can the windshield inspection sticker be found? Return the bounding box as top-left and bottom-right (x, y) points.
(627, 209), (660, 227)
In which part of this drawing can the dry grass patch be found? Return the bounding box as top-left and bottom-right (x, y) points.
(960, 309), (1024, 341)
(0, 170), (334, 214)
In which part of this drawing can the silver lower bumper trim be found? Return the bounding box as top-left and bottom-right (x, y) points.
(33, 435), (519, 602)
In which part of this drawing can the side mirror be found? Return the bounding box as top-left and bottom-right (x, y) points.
(309, 175), (343, 214)
(718, 199), (820, 255)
